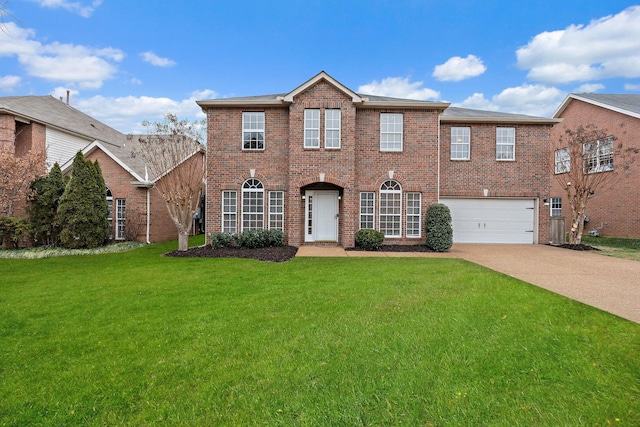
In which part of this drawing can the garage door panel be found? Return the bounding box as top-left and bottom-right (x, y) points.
(440, 198), (535, 244)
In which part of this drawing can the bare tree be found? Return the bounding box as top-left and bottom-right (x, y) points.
(133, 114), (205, 251)
(554, 124), (636, 245)
(0, 147), (46, 217)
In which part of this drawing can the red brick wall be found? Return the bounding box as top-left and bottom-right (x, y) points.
(551, 100), (640, 238)
(15, 122), (46, 157)
(0, 114), (16, 153)
(440, 122), (553, 243)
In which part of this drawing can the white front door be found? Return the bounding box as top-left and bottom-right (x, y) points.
(305, 191), (338, 242)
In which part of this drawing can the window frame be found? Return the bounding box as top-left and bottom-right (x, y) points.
(379, 180), (402, 237)
(115, 198), (126, 240)
(106, 187), (113, 239)
(555, 147), (570, 174)
(222, 190), (237, 234)
(241, 178), (264, 231)
(450, 126), (470, 160)
(359, 192), (375, 230)
(584, 136), (614, 173)
(380, 113), (403, 152)
(324, 109), (341, 149)
(550, 197), (562, 217)
(268, 191), (284, 232)
(242, 112), (265, 151)
(405, 192), (421, 238)
(304, 109), (320, 148)
(496, 127), (515, 161)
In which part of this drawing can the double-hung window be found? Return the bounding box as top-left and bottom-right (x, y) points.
(451, 127), (470, 160)
(584, 136), (613, 173)
(405, 193), (421, 238)
(555, 148), (570, 174)
(496, 127), (515, 161)
(222, 190), (237, 233)
(359, 192), (375, 229)
(379, 180), (402, 237)
(242, 178), (264, 230)
(304, 109), (320, 148)
(380, 113), (403, 152)
(242, 112), (265, 150)
(268, 191), (284, 231)
(325, 109), (341, 149)
(106, 188), (113, 238)
(550, 197), (562, 217)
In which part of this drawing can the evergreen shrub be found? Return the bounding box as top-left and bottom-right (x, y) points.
(355, 229), (385, 251)
(425, 203), (453, 252)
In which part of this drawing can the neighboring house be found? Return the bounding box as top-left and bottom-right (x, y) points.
(0, 95), (204, 243)
(198, 71), (560, 247)
(550, 94), (640, 239)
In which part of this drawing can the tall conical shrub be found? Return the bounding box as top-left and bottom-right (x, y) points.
(28, 163), (66, 246)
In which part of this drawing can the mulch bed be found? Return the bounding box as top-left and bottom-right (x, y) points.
(555, 243), (600, 251)
(346, 245), (435, 253)
(165, 245), (299, 262)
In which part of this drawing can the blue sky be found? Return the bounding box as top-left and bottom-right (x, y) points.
(1, 0), (639, 133)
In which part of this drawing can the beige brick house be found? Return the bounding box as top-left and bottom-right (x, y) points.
(550, 94), (640, 239)
(1, 95), (204, 243)
(198, 71), (560, 247)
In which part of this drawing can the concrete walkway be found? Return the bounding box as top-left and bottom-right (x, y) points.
(296, 244), (640, 324)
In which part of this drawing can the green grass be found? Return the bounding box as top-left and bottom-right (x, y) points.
(1, 238), (639, 425)
(582, 235), (640, 261)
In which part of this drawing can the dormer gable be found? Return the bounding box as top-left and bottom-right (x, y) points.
(279, 71), (365, 104)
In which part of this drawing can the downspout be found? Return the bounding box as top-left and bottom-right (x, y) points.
(146, 187), (151, 244)
(437, 113), (441, 202)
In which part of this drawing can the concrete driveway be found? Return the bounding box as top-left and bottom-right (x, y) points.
(297, 244), (640, 324)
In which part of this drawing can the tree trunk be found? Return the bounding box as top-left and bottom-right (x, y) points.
(178, 230), (189, 251)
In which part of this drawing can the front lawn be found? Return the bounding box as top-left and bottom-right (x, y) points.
(1, 240), (638, 425)
(582, 235), (640, 261)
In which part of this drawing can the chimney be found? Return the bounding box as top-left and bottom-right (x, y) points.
(66, 90), (70, 105)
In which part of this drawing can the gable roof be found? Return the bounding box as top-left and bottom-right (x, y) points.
(197, 71), (450, 110)
(554, 94), (640, 119)
(441, 107), (562, 124)
(0, 95), (127, 146)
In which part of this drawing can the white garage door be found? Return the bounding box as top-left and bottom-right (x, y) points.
(440, 198), (536, 244)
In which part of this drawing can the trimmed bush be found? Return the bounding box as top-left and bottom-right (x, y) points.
(210, 232), (237, 249)
(425, 203), (453, 252)
(0, 216), (31, 248)
(355, 228), (385, 251)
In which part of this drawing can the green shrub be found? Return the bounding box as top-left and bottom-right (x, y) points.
(0, 216), (32, 248)
(355, 228), (385, 251)
(264, 229), (284, 247)
(210, 232), (237, 249)
(425, 203), (453, 252)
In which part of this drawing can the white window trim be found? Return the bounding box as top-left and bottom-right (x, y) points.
(115, 198), (126, 240)
(268, 191), (284, 232)
(380, 113), (403, 152)
(379, 180), (402, 238)
(550, 197), (562, 217)
(451, 127), (470, 160)
(584, 136), (614, 173)
(405, 192), (421, 238)
(325, 109), (341, 149)
(241, 179), (264, 231)
(555, 147), (570, 174)
(496, 127), (515, 161)
(222, 190), (237, 234)
(304, 109), (320, 148)
(242, 112), (265, 151)
(359, 192), (375, 230)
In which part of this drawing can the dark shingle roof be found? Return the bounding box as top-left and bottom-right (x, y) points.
(567, 94), (640, 116)
(442, 107), (561, 124)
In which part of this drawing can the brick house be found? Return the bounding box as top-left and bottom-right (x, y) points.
(550, 94), (640, 239)
(0, 95), (204, 243)
(198, 71), (560, 247)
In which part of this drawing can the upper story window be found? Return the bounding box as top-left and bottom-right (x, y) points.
(380, 113), (403, 152)
(584, 136), (613, 173)
(496, 127), (515, 161)
(242, 112), (265, 150)
(304, 109), (320, 148)
(451, 127), (470, 160)
(325, 109), (341, 149)
(555, 147), (570, 174)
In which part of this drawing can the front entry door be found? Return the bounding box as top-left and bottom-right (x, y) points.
(305, 191), (338, 242)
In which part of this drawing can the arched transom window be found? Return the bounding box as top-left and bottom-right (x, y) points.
(379, 180), (402, 237)
(242, 178), (264, 230)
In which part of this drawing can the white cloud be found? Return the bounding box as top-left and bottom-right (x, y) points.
(516, 5), (640, 84)
(624, 83), (640, 91)
(433, 55), (487, 82)
(575, 83), (605, 93)
(29, 0), (103, 18)
(74, 89), (218, 133)
(0, 75), (21, 92)
(0, 21), (124, 89)
(457, 84), (566, 117)
(140, 51), (176, 68)
(358, 77), (440, 100)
